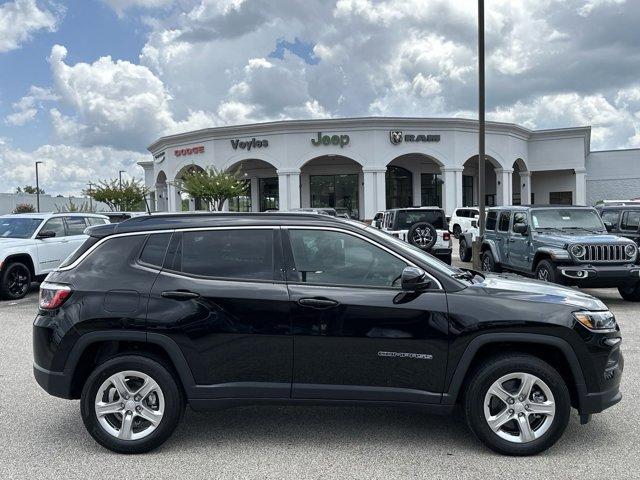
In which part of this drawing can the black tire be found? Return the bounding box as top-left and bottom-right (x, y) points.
(535, 259), (561, 284)
(452, 224), (462, 238)
(439, 253), (452, 265)
(407, 222), (437, 250)
(481, 250), (501, 272)
(80, 355), (185, 454)
(459, 238), (472, 262)
(618, 283), (640, 301)
(463, 354), (571, 456)
(0, 261), (32, 300)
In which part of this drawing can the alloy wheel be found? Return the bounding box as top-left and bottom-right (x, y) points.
(412, 227), (432, 248)
(483, 372), (556, 444)
(482, 256), (491, 271)
(537, 268), (549, 282)
(7, 265), (29, 297)
(94, 370), (165, 441)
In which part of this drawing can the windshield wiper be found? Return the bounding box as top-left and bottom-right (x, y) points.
(452, 269), (483, 283)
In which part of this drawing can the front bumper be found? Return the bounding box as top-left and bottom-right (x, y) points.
(558, 263), (640, 287)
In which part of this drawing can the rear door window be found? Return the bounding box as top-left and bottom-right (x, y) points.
(179, 229), (275, 281)
(64, 216), (88, 235)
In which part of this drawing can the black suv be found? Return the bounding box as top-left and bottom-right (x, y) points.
(33, 213), (623, 455)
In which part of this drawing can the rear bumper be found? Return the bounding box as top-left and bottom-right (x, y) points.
(33, 362), (74, 399)
(559, 264), (640, 287)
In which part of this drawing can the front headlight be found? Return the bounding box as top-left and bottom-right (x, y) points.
(624, 243), (636, 258)
(573, 310), (617, 332)
(570, 244), (585, 259)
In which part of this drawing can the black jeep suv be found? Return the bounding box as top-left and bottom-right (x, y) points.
(33, 213), (623, 455)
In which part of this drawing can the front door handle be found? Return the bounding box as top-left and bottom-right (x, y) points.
(298, 297), (339, 309)
(161, 290), (200, 300)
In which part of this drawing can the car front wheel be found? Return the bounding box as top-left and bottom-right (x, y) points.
(535, 259), (561, 284)
(481, 250), (501, 272)
(464, 354), (570, 456)
(80, 355), (185, 454)
(0, 261), (32, 300)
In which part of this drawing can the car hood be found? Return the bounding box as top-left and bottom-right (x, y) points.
(532, 231), (632, 246)
(469, 273), (607, 311)
(0, 237), (33, 249)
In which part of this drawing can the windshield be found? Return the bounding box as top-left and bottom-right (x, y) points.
(531, 209), (605, 231)
(395, 210), (445, 229)
(0, 217), (43, 239)
(364, 225), (461, 277)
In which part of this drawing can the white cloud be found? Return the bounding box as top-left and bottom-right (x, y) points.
(4, 86), (58, 126)
(0, 0), (62, 53)
(578, 0), (626, 16)
(101, 0), (174, 17)
(0, 140), (148, 196)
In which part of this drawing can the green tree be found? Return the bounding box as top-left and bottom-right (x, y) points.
(176, 166), (248, 211)
(84, 178), (148, 211)
(55, 198), (93, 212)
(13, 203), (36, 213)
(16, 185), (45, 194)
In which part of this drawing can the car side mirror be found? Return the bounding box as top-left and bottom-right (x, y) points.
(513, 224), (528, 235)
(37, 230), (56, 239)
(401, 266), (432, 291)
(604, 221), (613, 232)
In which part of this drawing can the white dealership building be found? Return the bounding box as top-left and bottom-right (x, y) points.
(140, 117), (640, 221)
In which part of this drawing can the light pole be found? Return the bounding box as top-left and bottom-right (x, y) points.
(35, 161), (43, 213)
(86, 182), (94, 211)
(473, 0), (486, 270)
(118, 170), (126, 211)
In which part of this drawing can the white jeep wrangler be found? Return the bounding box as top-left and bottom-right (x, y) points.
(0, 213), (109, 299)
(372, 207), (452, 264)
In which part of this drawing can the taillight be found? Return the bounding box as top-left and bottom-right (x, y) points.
(39, 282), (72, 309)
(443, 232), (451, 241)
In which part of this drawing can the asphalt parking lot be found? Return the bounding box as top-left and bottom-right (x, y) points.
(1, 244), (638, 479)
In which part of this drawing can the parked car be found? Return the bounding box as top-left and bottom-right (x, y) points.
(0, 212), (109, 299)
(595, 203), (640, 247)
(449, 207), (479, 238)
(34, 212), (622, 455)
(473, 205), (640, 300)
(372, 207), (452, 264)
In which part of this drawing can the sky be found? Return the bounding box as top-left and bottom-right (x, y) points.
(0, 0), (639, 196)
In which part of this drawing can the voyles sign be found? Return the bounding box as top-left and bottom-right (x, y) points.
(311, 132), (350, 148)
(389, 131), (440, 145)
(231, 138), (269, 150)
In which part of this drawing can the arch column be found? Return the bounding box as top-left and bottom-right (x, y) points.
(442, 167), (463, 214)
(155, 183), (167, 211)
(575, 168), (587, 205)
(363, 167), (386, 220)
(250, 177), (260, 212)
(167, 183), (180, 212)
(277, 169), (301, 211)
(495, 168), (513, 206)
(520, 171), (531, 205)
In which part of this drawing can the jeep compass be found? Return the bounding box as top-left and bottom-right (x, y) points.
(33, 213), (623, 455)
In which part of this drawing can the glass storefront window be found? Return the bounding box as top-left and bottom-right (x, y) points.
(463, 175), (474, 206)
(259, 177), (279, 211)
(228, 179), (252, 212)
(310, 174), (359, 219)
(420, 173), (443, 207)
(386, 166), (413, 209)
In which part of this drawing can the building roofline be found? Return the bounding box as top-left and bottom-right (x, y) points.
(589, 147), (640, 154)
(147, 116), (591, 153)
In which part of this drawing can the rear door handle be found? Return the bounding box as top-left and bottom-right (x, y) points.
(298, 297), (339, 309)
(161, 290), (200, 300)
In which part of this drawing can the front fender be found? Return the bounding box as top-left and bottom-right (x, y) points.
(481, 239), (502, 263)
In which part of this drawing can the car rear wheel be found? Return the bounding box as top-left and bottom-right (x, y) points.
(452, 224), (462, 238)
(464, 354), (570, 456)
(0, 262), (32, 300)
(81, 355), (185, 454)
(459, 238), (472, 262)
(618, 283), (640, 301)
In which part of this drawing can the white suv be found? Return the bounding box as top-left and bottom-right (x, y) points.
(372, 207), (452, 264)
(449, 207), (479, 238)
(0, 213), (109, 299)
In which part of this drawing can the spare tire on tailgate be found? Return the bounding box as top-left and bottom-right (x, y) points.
(407, 222), (437, 251)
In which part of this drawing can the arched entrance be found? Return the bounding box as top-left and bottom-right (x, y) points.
(224, 158), (278, 212)
(512, 158), (530, 205)
(386, 153), (444, 208)
(155, 170), (168, 212)
(300, 155), (363, 219)
(462, 155), (506, 207)
(175, 164), (207, 211)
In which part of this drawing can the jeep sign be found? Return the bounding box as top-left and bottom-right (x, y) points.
(231, 138), (269, 150)
(311, 132), (350, 148)
(389, 131), (440, 144)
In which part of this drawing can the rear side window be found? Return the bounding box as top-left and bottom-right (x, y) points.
(59, 236), (100, 268)
(139, 233), (171, 267)
(621, 211), (640, 231)
(486, 211), (497, 230)
(65, 217), (88, 235)
(498, 212), (510, 231)
(86, 216), (107, 226)
(179, 229), (275, 280)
